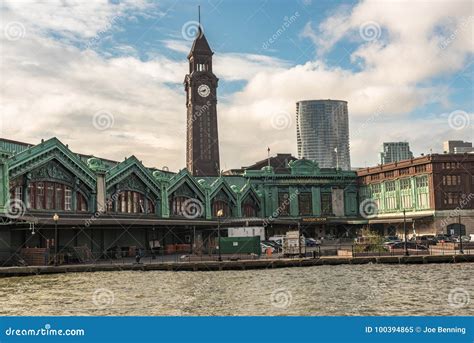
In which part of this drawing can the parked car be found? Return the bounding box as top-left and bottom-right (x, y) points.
(451, 235), (471, 243)
(435, 234), (453, 243)
(388, 242), (428, 251)
(410, 235), (437, 246)
(305, 238), (321, 247)
(384, 236), (401, 244)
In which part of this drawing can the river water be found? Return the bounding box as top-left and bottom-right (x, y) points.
(0, 264), (472, 316)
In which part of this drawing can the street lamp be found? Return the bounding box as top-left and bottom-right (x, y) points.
(53, 213), (59, 266)
(217, 209), (224, 262)
(458, 214), (464, 254)
(403, 209), (409, 256)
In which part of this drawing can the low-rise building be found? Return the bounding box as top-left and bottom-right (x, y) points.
(357, 153), (474, 237)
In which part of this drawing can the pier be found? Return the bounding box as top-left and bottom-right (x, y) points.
(1, 254), (473, 277)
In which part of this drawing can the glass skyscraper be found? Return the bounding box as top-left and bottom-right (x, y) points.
(296, 100), (351, 170)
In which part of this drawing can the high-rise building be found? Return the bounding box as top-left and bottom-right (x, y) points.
(443, 140), (473, 154)
(185, 26), (220, 176)
(380, 142), (413, 164)
(296, 99), (351, 170)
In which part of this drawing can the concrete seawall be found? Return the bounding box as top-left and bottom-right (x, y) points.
(1, 254), (473, 277)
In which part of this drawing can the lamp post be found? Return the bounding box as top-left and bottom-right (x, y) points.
(53, 213), (59, 266)
(217, 209), (224, 262)
(403, 209), (409, 256)
(458, 214), (464, 254)
(298, 221), (302, 258)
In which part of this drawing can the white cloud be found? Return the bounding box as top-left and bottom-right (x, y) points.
(1, 0), (473, 173)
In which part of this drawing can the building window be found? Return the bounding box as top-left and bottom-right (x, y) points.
(64, 187), (72, 211)
(370, 174), (380, 181)
(444, 192), (461, 205)
(242, 199), (258, 217)
(36, 182), (44, 209)
(77, 192), (88, 212)
(415, 165), (427, 173)
(385, 181), (396, 192)
(321, 192), (333, 216)
(415, 176), (428, 188)
(278, 192), (290, 216)
(400, 193), (412, 209)
(399, 167), (410, 175)
(298, 192), (312, 216)
(23, 182), (75, 211)
(111, 191), (154, 214)
(400, 178), (411, 189)
(55, 184), (64, 210)
(170, 196), (187, 217)
(212, 200), (230, 217)
(46, 183), (54, 210)
(384, 171), (394, 178)
(443, 175), (461, 186)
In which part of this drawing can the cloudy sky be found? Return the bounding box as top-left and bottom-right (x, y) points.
(1, 0), (473, 171)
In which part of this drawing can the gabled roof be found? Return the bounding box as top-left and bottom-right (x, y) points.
(7, 137), (96, 189)
(168, 169), (206, 201)
(208, 177), (238, 204)
(106, 155), (161, 198)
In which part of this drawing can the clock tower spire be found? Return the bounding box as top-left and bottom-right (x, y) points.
(184, 13), (220, 176)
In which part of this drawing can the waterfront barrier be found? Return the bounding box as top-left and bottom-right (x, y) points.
(0, 253), (473, 277)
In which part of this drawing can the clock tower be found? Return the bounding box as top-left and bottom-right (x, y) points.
(184, 25), (220, 176)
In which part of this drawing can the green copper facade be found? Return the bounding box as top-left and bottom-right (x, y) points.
(0, 138), (360, 224)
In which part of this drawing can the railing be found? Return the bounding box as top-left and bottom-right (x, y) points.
(0, 243), (472, 267)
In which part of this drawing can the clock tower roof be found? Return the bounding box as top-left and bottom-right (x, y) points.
(187, 29), (213, 59)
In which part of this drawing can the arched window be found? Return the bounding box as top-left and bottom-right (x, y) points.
(212, 200), (230, 217)
(19, 182), (75, 211)
(242, 196), (258, 218)
(109, 191), (155, 214)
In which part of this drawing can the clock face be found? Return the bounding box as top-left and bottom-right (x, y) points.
(197, 84), (210, 98)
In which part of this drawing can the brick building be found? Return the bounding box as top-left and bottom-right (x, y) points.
(357, 153), (474, 237)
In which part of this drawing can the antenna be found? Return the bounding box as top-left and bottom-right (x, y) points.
(198, 5), (201, 25)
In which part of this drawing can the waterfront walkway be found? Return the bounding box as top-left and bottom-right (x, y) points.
(1, 253), (473, 277)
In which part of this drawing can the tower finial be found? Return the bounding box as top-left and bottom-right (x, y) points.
(198, 5), (201, 25)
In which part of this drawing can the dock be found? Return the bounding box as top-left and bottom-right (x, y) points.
(1, 254), (473, 277)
